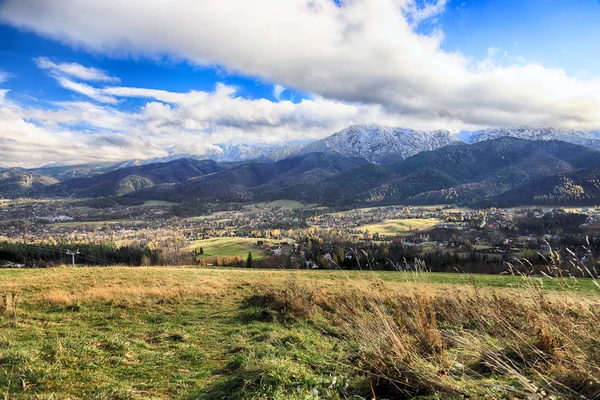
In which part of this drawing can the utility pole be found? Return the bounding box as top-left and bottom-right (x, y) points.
(66, 249), (80, 268)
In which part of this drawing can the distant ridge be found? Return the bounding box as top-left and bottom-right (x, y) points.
(467, 126), (600, 150)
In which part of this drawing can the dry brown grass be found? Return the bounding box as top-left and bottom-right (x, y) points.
(253, 276), (600, 399)
(0, 292), (18, 314)
(44, 289), (73, 305)
(0, 267), (239, 307)
(1, 265), (599, 398)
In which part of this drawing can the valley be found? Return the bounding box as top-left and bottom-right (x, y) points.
(3, 3), (600, 398)
(2, 127), (600, 276)
(2, 193), (599, 278)
(2, 126), (600, 400)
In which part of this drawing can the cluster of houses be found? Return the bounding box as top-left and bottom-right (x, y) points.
(2, 198), (599, 268)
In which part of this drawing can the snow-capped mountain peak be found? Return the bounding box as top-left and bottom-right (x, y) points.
(298, 124), (462, 163)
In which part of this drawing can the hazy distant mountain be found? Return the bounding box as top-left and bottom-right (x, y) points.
(259, 144), (306, 162)
(207, 143), (285, 162)
(113, 143), (302, 168)
(112, 154), (196, 169)
(43, 125), (600, 180)
(467, 126), (600, 150)
(297, 124), (462, 163)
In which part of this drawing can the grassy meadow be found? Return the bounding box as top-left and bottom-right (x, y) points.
(186, 237), (289, 262)
(356, 218), (441, 236)
(0, 267), (599, 399)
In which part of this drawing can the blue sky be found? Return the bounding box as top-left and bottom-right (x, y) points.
(0, 0), (599, 167)
(438, 0), (600, 75)
(0, 24), (302, 108)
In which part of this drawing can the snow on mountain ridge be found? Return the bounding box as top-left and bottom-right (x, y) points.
(207, 143), (282, 162)
(469, 126), (600, 150)
(113, 144), (289, 169)
(298, 124), (462, 163)
(112, 125), (600, 171)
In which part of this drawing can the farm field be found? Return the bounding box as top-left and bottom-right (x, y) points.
(356, 217), (441, 235)
(48, 220), (147, 229)
(142, 200), (178, 207)
(243, 200), (312, 211)
(186, 237), (290, 261)
(0, 267), (598, 399)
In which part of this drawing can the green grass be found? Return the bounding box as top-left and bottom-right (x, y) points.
(142, 200), (177, 207)
(187, 237), (288, 261)
(356, 218), (441, 235)
(49, 220), (146, 229)
(0, 267), (598, 399)
(244, 200), (307, 210)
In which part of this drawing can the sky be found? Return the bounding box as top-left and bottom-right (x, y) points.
(0, 0), (600, 167)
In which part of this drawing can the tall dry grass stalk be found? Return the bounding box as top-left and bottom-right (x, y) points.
(254, 255), (600, 399)
(0, 292), (18, 315)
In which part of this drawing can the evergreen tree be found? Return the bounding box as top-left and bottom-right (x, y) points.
(247, 252), (253, 268)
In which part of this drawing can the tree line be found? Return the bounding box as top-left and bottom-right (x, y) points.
(0, 241), (152, 267)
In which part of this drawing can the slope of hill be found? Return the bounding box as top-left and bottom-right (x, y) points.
(480, 169), (600, 208)
(40, 159), (227, 198)
(268, 138), (600, 207)
(0, 169), (58, 198)
(126, 153), (369, 203)
(380, 138), (600, 206)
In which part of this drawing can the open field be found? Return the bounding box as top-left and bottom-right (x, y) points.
(356, 217), (441, 235)
(0, 267), (599, 399)
(142, 200), (178, 207)
(187, 237), (289, 261)
(243, 200), (312, 211)
(183, 200), (318, 222)
(49, 220), (146, 229)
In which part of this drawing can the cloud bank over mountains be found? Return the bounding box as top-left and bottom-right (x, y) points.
(0, 0), (599, 167)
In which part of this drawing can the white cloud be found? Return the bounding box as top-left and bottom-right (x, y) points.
(273, 84), (285, 100)
(0, 0), (600, 167)
(34, 57), (119, 82)
(403, 0), (448, 26)
(0, 79), (469, 167)
(1, 0), (599, 131)
(0, 71), (13, 84)
(54, 76), (119, 104)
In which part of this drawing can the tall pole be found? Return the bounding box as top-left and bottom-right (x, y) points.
(66, 249), (80, 268)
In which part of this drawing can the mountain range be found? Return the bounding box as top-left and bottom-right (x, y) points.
(296, 125), (461, 163)
(3, 125), (600, 207)
(466, 127), (600, 150)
